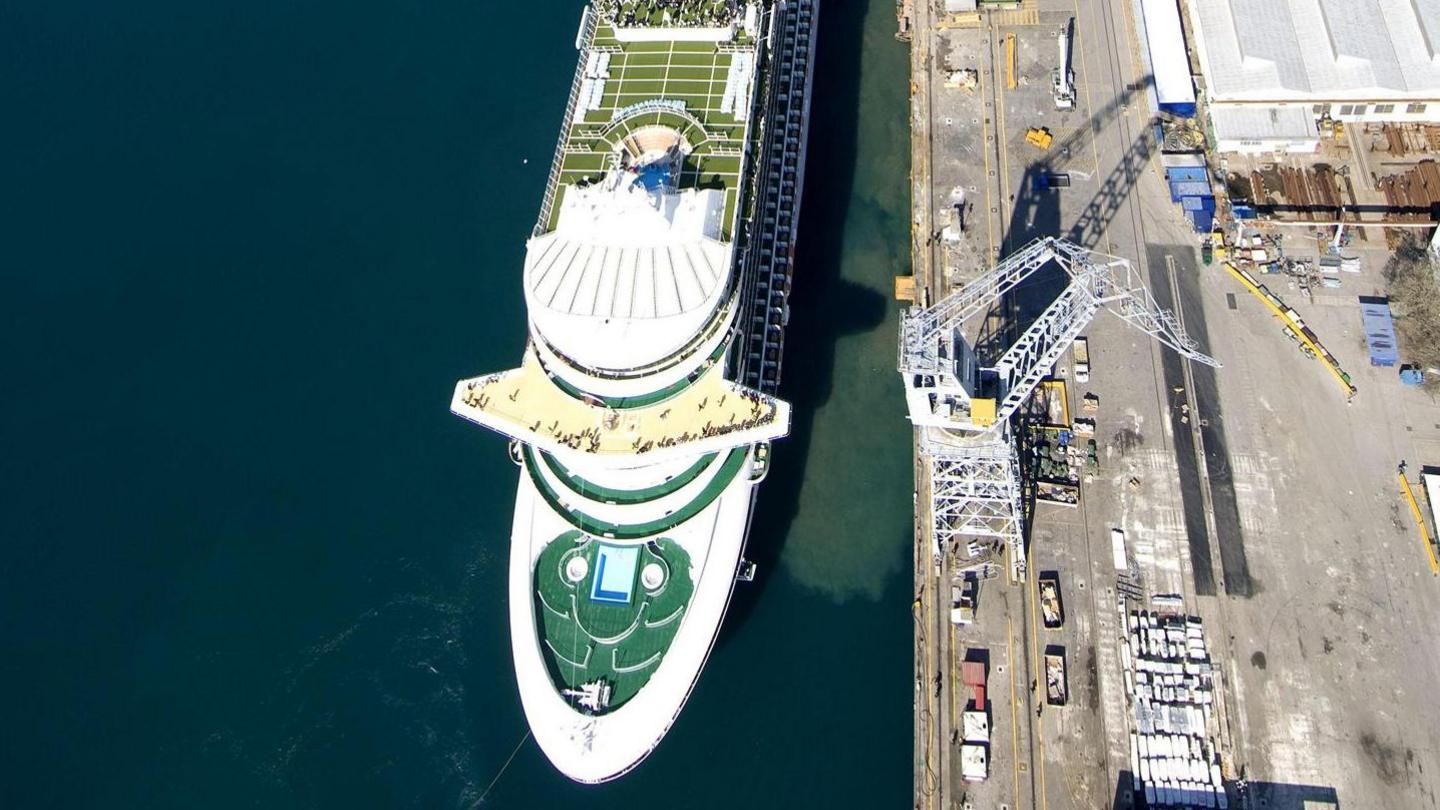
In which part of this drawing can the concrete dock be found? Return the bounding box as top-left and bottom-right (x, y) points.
(906, 0), (1440, 808)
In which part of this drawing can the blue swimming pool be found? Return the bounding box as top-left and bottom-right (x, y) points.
(590, 543), (639, 605)
(636, 162), (672, 191)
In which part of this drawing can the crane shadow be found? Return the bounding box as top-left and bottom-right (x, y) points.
(972, 76), (1153, 363)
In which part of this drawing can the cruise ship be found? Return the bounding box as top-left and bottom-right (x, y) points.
(450, 0), (815, 783)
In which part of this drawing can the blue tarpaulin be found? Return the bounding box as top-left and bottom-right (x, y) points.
(1169, 180), (1212, 202)
(1181, 195), (1216, 233)
(1359, 297), (1399, 367)
(1164, 165), (1209, 184)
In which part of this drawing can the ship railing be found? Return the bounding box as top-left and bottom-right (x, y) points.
(535, 6), (598, 236)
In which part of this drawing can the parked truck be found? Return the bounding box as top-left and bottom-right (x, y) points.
(1038, 573), (1064, 628)
(1073, 337), (1090, 382)
(1051, 19), (1075, 109)
(1045, 648), (1067, 706)
(950, 579), (976, 625)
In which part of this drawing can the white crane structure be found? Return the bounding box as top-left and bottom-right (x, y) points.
(898, 237), (1220, 582)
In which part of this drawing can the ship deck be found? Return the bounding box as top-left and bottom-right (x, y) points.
(548, 23), (755, 237)
(534, 530), (697, 711)
(451, 348), (790, 462)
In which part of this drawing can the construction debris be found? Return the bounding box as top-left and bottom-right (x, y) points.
(944, 69), (979, 91)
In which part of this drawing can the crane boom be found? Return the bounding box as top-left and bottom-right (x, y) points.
(900, 237), (1218, 434)
(901, 238), (1220, 582)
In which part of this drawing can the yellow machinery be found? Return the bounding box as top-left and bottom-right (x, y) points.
(1221, 261), (1356, 398)
(1398, 469), (1440, 575)
(969, 398), (997, 428)
(1006, 33), (1017, 90)
(1038, 379), (1070, 430)
(1025, 127), (1053, 149)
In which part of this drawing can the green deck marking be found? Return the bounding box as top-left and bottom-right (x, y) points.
(534, 532), (695, 711)
(539, 15), (756, 247)
(539, 449), (720, 504)
(523, 445), (749, 540)
(541, 334), (730, 410)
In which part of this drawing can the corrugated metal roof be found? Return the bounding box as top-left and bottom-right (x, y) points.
(1210, 105), (1320, 143)
(1187, 0), (1440, 102)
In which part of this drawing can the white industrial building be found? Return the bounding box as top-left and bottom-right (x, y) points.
(1185, 0), (1440, 153)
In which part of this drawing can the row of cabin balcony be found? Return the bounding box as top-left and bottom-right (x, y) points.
(763, 195), (795, 214)
(748, 279), (790, 307)
(757, 257), (792, 280)
(746, 344), (782, 363)
(766, 167), (800, 191)
(763, 158), (799, 186)
(756, 270), (791, 294)
(748, 332), (786, 358)
(748, 315), (786, 341)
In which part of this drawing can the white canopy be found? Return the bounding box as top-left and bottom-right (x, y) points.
(524, 171), (731, 372)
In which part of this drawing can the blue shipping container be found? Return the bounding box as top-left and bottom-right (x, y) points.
(1359, 297), (1399, 367)
(1180, 194), (1215, 232)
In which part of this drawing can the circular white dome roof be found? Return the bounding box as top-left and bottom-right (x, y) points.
(524, 172), (731, 372)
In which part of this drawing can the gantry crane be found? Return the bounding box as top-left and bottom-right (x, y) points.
(899, 237), (1220, 582)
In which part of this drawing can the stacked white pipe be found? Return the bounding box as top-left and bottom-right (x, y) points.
(1122, 610), (1229, 809)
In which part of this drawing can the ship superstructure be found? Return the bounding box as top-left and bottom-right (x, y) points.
(451, 0), (816, 783)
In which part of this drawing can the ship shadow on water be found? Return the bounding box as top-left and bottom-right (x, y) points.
(717, 0), (890, 646)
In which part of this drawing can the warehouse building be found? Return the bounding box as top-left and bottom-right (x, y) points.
(1185, 0), (1440, 153)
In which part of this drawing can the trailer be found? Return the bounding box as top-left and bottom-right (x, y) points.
(1036, 480), (1079, 507)
(1038, 573), (1064, 628)
(1137, 0), (1196, 116)
(950, 580), (976, 625)
(1045, 648), (1067, 706)
(1072, 336), (1090, 382)
(960, 743), (989, 781)
(1051, 19), (1075, 110)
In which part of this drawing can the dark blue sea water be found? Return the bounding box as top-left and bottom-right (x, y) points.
(2, 1), (913, 807)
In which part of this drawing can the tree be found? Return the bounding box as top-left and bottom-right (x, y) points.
(1384, 233), (1440, 380)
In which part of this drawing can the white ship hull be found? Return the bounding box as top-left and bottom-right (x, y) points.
(508, 464), (756, 782)
(451, 0), (812, 783)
